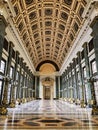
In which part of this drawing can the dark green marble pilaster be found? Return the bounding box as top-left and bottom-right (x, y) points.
(22, 63), (27, 103)
(0, 15), (7, 65)
(33, 76), (35, 98)
(73, 58), (78, 101)
(55, 76), (59, 99)
(91, 17), (98, 72)
(10, 51), (19, 107)
(70, 63), (74, 101)
(35, 76), (40, 99)
(90, 17), (98, 114)
(0, 42), (14, 115)
(67, 67), (70, 99)
(25, 72), (28, 99)
(17, 58), (22, 99)
(77, 52), (85, 108)
(65, 70), (68, 99)
(2, 42), (14, 105)
(83, 43), (92, 106)
(61, 73), (64, 98)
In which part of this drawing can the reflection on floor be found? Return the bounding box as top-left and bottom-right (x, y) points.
(0, 100), (98, 130)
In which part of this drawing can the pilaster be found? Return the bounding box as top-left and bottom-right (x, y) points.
(0, 15), (7, 64)
(77, 52), (86, 108)
(90, 17), (98, 114)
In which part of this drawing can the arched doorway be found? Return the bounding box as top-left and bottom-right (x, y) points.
(43, 86), (51, 99)
(38, 63), (56, 100)
(42, 77), (54, 100)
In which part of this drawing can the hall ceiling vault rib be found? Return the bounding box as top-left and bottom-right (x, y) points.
(11, 0), (86, 70)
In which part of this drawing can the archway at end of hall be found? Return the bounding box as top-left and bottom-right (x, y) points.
(42, 77), (54, 100)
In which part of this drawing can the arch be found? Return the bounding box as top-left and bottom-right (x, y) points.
(36, 60), (59, 71)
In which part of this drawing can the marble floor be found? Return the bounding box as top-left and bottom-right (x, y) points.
(0, 100), (98, 130)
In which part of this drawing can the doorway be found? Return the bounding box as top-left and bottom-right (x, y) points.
(43, 86), (51, 99)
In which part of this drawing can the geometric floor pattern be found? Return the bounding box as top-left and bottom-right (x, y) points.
(0, 100), (98, 130)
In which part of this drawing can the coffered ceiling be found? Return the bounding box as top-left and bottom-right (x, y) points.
(10, 0), (86, 70)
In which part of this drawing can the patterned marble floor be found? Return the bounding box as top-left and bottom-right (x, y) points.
(0, 100), (98, 130)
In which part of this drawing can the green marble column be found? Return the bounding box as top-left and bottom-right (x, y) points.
(70, 63), (74, 103)
(16, 58), (22, 100)
(10, 51), (19, 107)
(25, 72), (28, 100)
(62, 73), (64, 99)
(33, 76), (35, 98)
(35, 76), (40, 99)
(82, 43), (92, 107)
(65, 70), (68, 99)
(67, 67), (70, 100)
(0, 41), (14, 115)
(22, 63), (27, 103)
(0, 15), (7, 65)
(77, 52), (86, 108)
(31, 74), (34, 99)
(55, 76), (60, 99)
(73, 58), (79, 104)
(90, 17), (98, 114)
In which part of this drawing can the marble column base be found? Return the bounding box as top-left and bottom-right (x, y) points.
(9, 101), (16, 108)
(0, 106), (8, 115)
(80, 100), (86, 108)
(92, 106), (98, 115)
(75, 99), (80, 105)
(22, 98), (27, 103)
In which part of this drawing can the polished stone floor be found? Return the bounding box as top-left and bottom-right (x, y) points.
(0, 100), (98, 130)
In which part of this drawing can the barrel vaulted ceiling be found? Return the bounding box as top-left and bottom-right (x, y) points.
(10, 0), (86, 70)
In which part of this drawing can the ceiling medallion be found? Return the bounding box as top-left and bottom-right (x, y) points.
(32, 24), (38, 30)
(45, 31), (51, 35)
(45, 21), (52, 26)
(34, 33), (39, 38)
(74, 23), (79, 32)
(64, 0), (72, 5)
(14, 6), (18, 15)
(79, 7), (84, 16)
(35, 40), (40, 45)
(61, 12), (68, 20)
(45, 38), (51, 41)
(18, 22), (23, 31)
(29, 12), (36, 20)
(25, 0), (33, 4)
(58, 33), (63, 39)
(59, 24), (65, 31)
(45, 9), (53, 15)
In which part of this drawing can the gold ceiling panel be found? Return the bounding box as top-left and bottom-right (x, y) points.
(11, 0), (86, 70)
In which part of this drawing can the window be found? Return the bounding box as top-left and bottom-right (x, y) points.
(7, 84), (11, 103)
(3, 38), (8, 51)
(0, 60), (6, 74)
(0, 81), (2, 98)
(10, 67), (13, 78)
(88, 39), (94, 52)
(12, 49), (15, 59)
(91, 60), (97, 74)
(94, 81), (98, 105)
(77, 72), (80, 82)
(83, 67), (86, 78)
(81, 50), (84, 59)
(16, 71), (19, 81)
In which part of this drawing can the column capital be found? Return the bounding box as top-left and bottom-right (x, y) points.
(19, 57), (24, 67)
(9, 41), (14, 48)
(76, 51), (81, 56)
(82, 42), (88, 48)
(72, 58), (76, 63)
(0, 15), (7, 37)
(90, 16), (98, 35)
(16, 51), (20, 56)
(20, 57), (24, 62)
